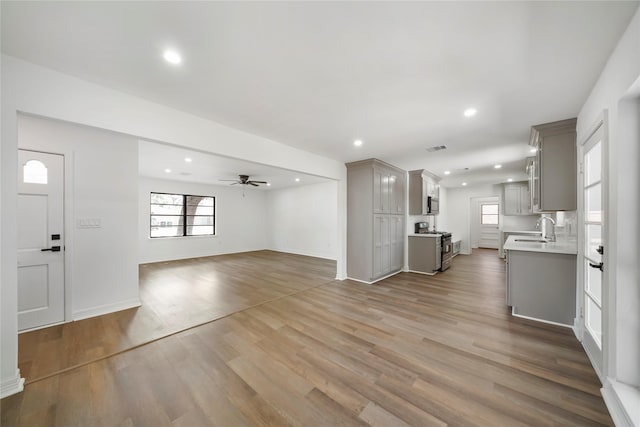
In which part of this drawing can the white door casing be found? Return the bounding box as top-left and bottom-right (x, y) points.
(17, 150), (65, 331)
(579, 119), (606, 381)
(470, 196), (501, 250)
(479, 202), (500, 249)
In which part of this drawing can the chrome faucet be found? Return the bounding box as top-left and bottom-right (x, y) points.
(536, 216), (556, 242)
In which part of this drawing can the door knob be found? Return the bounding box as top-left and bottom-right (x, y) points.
(589, 261), (603, 272)
(41, 246), (61, 252)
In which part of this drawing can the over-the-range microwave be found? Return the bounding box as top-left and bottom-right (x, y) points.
(427, 196), (439, 215)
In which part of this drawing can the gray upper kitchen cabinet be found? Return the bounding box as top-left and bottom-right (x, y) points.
(347, 159), (406, 283)
(503, 181), (531, 215)
(529, 118), (577, 212)
(373, 165), (405, 215)
(408, 169), (440, 215)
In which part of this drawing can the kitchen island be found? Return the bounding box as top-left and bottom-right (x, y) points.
(498, 229), (543, 258)
(504, 235), (577, 326)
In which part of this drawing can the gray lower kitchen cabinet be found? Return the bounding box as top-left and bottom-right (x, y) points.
(347, 159), (406, 283)
(529, 118), (577, 212)
(506, 249), (576, 325)
(408, 236), (441, 274)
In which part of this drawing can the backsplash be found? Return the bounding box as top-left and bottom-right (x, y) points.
(502, 215), (539, 231)
(554, 211), (577, 239)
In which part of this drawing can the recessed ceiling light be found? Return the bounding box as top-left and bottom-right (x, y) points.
(184, 157), (192, 163)
(507, 178), (513, 182)
(494, 164), (502, 169)
(353, 139), (363, 147)
(462, 182), (468, 186)
(295, 178), (300, 182)
(463, 108), (477, 117)
(164, 168), (172, 173)
(530, 148), (537, 153)
(444, 170), (451, 175)
(163, 50), (182, 65)
(266, 183), (271, 186)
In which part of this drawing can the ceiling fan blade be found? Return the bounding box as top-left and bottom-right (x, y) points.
(249, 182), (259, 187)
(249, 181), (268, 184)
(230, 182), (239, 185)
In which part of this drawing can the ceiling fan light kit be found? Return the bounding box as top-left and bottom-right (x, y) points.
(219, 174), (268, 187)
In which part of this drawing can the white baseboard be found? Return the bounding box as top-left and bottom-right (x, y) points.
(602, 379), (640, 427)
(407, 269), (438, 276)
(572, 317), (582, 341)
(346, 270), (401, 285)
(73, 298), (141, 321)
(1, 369), (25, 399)
(510, 308), (573, 328)
(268, 248), (337, 261)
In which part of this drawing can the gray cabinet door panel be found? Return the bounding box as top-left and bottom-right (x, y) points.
(508, 250), (576, 325)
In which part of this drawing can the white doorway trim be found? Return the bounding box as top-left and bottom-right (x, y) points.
(576, 111), (609, 383)
(17, 145), (75, 331)
(469, 196), (501, 251)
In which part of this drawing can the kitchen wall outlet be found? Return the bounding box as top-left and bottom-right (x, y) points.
(77, 218), (102, 229)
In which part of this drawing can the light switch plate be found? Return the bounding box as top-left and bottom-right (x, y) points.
(76, 218), (102, 228)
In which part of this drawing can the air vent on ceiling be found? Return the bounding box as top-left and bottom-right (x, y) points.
(426, 145), (447, 152)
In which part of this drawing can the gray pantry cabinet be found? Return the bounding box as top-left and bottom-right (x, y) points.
(529, 118), (577, 212)
(347, 159), (406, 283)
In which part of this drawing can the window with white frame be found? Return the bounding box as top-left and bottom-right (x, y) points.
(150, 192), (215, 238)
(481, 203), (499, 225)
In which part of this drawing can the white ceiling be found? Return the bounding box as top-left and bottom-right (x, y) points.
(2, 1), (638, 187)
(138, 139), (331, 190)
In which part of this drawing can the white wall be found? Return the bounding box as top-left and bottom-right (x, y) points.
(445, 184), (503, 254)
(1, 55), (347, 398)
(577, 6), (640, 422)
(18, 114), (140, 320)
(266, 181), (338, 260)
(139, 177), (269, 263)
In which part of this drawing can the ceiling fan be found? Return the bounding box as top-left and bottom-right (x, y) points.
(219, 174), (268, 187)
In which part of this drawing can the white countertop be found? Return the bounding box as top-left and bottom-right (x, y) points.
(409, 233), (442, 238)
(501, 230), (542, 234)
(503, 235), (577, 255)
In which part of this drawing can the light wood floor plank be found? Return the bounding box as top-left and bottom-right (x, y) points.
(2, 249), (612, 426)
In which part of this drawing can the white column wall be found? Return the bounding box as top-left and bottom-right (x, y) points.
(18, 114), (141, 321)
(577, 6), (640, 425)
(266, 181), (338, 260)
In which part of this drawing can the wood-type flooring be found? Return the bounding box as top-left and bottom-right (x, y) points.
(16, 250), (336, 383)
(2, 249), (611, 426)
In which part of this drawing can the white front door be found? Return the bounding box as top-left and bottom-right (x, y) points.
(17, 149), (65, 331)
(581, 123), (605, 377)
(479, 202), (500, 249)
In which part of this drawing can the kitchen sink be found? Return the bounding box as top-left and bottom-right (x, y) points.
(514, 238), (548, 243)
